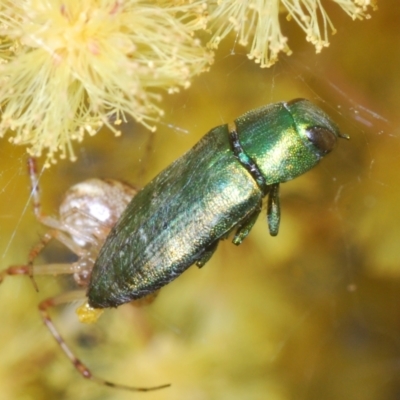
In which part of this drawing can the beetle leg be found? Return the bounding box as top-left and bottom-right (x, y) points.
(232, 205), (261, 246)
(196, 241), (219, 268)
(267, 183), (280, 236)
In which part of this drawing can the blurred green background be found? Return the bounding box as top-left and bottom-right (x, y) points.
(1, 2), (400, 400)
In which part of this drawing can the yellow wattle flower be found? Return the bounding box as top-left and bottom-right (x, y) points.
(207, 0), (378, 68)
(0, 0), (212, 164)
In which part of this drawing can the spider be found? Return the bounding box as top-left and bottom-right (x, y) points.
(0, 158), (169, 392)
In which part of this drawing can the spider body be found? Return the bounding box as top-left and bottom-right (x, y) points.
(55, 178), (137, 287)
(60, 178), (136, 246)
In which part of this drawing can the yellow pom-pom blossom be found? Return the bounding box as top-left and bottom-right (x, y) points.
(0, 0), (212, 164)
(207, 0), (377, 68)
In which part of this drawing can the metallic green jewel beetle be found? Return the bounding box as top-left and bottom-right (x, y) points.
(88, 98), (347, 308)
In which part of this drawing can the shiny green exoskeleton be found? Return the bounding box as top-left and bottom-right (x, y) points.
(88, 99), (347, 308)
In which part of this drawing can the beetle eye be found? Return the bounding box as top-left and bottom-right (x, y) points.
(305, 126), (337, 155)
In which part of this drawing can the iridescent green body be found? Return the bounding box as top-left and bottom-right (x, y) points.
(88, 99), (346, 308)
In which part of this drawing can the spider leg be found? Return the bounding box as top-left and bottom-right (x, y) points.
(0, 229), (87, 287)
(27, 157), (48, 223)
(30, 229), (85, 291)
(0, 265), (33, 284)
(27, 158), (69, 230)
(0, 263), (79, 283)
(26, 158), (68, 289)
(39, 291), (170, 392)
(30, 229), (87, 260)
